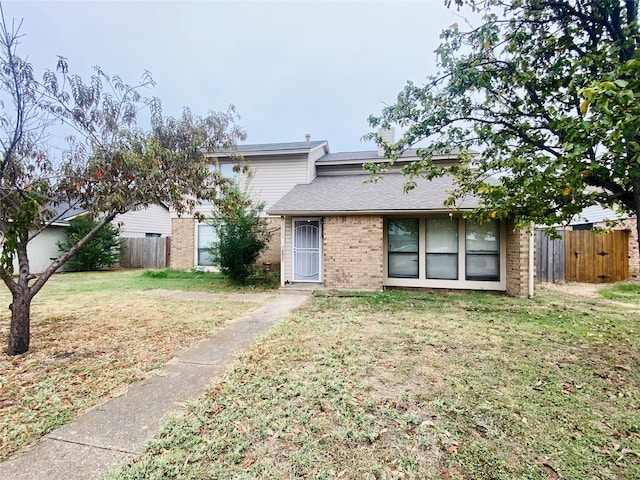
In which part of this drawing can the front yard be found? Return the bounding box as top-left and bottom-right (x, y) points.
(1, 270), (639, 479)
(108, 284), (639, 479)
(0, 269), (273, 461)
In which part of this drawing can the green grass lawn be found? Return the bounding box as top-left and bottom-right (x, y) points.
(107, 284), (640, 480)
(0, 269), (274, 462)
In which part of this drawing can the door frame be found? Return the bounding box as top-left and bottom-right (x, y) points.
(292, 217), (322, 283)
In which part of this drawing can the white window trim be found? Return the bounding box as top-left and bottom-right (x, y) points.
(194, 221), (219, 272)
(292, 217), (323, 283)
(384, 216), (506, 291)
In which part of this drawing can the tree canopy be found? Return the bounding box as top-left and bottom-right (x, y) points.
(367, 0), (640, 231)
(0, 9), (245, 354)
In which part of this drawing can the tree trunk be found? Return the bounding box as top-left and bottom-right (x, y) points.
(8, 288), (31, 355)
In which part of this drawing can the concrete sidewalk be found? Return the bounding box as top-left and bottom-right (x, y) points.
(0, 291), (310, 480)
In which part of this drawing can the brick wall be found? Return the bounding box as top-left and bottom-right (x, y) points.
(323, 215), (384, 290)
(171, 218), (195, 270)
(505, 218), (532, 297)
(256, 216), (282, 270)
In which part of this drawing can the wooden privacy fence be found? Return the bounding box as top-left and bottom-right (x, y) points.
(536, 230), (565, 283)
(536, 229), (629, 283)
(120, 237), (171, 269)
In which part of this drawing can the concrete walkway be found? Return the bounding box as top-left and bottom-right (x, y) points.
(0, 291), (310, 480)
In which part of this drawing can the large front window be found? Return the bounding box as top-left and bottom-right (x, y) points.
(385, 217), (502, 285)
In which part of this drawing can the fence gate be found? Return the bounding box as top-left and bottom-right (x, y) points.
(564, 230), (629, 283)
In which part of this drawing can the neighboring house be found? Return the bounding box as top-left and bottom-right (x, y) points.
(13, 203), (170, 274)
(171, 132), (533, 296)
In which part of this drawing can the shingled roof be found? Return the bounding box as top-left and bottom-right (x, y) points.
(211, 140), (328, 156)
(268, 173), (481, 215)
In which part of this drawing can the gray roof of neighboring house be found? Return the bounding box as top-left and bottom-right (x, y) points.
(268, 173), (480, 215)
(316, 147), (471, 164)
(211, 140), (328, 156)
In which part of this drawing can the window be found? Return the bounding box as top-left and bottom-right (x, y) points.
(145, 233), (161, 238)
(465, 220), (499, 281)
(426, 218), (458, 280)
(219, 162), (237, 182)
(388, 218), (419, 278)
(197, 224), (217, 266)
(384, 217), (502, 286)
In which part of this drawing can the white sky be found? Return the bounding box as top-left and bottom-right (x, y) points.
(3, 0), (463, 152)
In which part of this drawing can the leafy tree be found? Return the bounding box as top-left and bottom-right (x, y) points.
(367, 1), (640, 242)
(0, 10), (245, 355)
(57, 216), (122, 272)
(209, 189), (271, 285)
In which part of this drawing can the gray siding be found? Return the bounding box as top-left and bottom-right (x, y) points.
(245, 156), (309, 211)
(113, 204), (171, 237)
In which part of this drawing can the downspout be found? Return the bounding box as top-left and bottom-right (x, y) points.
(280, 216), (286, 288)
(528, 223), (535, 298)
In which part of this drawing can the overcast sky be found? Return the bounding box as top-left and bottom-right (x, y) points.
(3, 0), (463, 152)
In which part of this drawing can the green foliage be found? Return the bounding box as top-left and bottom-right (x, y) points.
(0, 11), (244, 354)
(57, 216), (122, 272)
(367, 0), (640, 230)
(209, 192), (271, 285)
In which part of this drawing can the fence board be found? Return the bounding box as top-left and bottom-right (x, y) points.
(536, 230), (565, 283)
(120, 237), (169, 269)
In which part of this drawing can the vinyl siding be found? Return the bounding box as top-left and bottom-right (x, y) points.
(306, 145), (326, 182)
(113, 204), (171, 237)
(11, 227), (66, 274)
(245, 156), (309, 211)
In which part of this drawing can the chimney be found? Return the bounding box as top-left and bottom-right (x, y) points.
(305, 133), (311, 144)
(378, 128), (395, 157)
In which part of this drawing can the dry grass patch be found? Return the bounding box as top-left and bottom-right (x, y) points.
(109, 285), (639, 480)
(0, 270), (270, 461)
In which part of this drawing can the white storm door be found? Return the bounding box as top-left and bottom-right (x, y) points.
(293, 219), (321, 282)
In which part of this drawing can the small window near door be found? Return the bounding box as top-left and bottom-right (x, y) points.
(388, 218), (419, 278)
(465, 220), (499, 281)
(197, 224), (217, 266)
(426, 218), (458, 279)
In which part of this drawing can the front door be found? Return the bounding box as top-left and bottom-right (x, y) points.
(293, 219), (321, 282)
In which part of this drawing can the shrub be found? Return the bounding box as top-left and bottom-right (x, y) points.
(209, 193), (271, 284)
(57, 216), (123, 271)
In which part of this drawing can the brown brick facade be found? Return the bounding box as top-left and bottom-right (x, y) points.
(323, 215), (384, 290)
(505, 218), (533, 297)
(170, 218), (195, 270)
(256, 216), (282, 270)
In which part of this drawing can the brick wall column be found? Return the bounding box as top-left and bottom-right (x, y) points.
(505, 218), (533, 297)
(323, 215), (384, 290)
(256, 216), (282, 271)
(171, 218), (196, 270)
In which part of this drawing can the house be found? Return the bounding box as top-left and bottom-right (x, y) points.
(170, 132), (534, 297)
(15, 203), (171, 274)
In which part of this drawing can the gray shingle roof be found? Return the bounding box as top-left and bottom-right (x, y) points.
(268, 173), (480, 215)
(316, 149), (420, 163)
(214, 140), (328, 155)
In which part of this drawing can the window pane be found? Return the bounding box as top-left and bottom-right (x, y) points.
(388, 253), (418, 278)
(198, 224), (217, 266)
(388, 218), (418, 252)
(466, 220), (499, 253)
(219, 162), (237, 181)
(426, 254), (458, 280)
(466, 254), (499, 280)
(426, 218), (458, 253)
